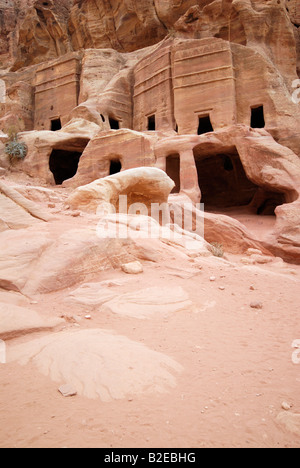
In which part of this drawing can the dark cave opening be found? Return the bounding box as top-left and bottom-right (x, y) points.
(49, 149), (82, 185)
(194, 150), (285, 215)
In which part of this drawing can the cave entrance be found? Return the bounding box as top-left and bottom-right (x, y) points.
(51, 118), (62, 131)
(49, 149), (83, 185)
(193, 149), (285, 215)
(198, 115), (214, 135)
(109, 159), (122, 175)
(166, 154), (180, 194)
(251, 105), (265, 129)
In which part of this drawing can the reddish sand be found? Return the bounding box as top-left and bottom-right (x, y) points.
(0, 178), (300, 448)
(0, 251), (300, 448)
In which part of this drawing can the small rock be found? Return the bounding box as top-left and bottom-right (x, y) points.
(210, 276), (216, 282)
(250, 286), (255, 291)
(282, 401), (292, 411)
(121, 261), (143, 275)
(219, 286), (225, 291)
(58, 384), (77, 398)
(84, 315), (92, 320)
(48, 202), (56, 209)
(251, 254), (273, 265)
(250, 302), (263, 310)
(241, 257), (256, 265)
(246, 248), (263, 256)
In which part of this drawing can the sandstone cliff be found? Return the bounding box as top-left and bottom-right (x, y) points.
(0, 0), (299, 74)
(1, 0), (300, 264)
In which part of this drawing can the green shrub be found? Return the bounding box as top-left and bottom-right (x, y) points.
(5, 137), (28, 161)
(209, 242), (224, 258)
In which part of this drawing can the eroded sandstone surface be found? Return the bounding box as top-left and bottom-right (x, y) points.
(0, 0), (300, 449)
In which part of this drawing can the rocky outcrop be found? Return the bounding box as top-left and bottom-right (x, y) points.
(69, 0), (167, 53)
(11, 0), (72, 71)
(67, 167), (175, 214)
(0, 0), (17, 69)
(0, 0), (298, 74)
(0, 302), (63, 340)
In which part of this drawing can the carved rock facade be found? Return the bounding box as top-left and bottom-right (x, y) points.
(1, 0), (300, 262)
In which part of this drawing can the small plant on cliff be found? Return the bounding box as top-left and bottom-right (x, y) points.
(5, 131), (28, 162)
(209, 242), (224, 258)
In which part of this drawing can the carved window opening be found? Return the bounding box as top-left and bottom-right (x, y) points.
(109, 159), (122, 175)
(166, 154), (181, 194)
(197, 115), (214, 135)
(251, 106), (265, 129)
(109, 117), (120, 130)
(51, 118), (62, 131)
(147, 115), (156, 131)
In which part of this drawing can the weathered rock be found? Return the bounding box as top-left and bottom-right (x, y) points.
(8, 329), (183, 401)
(64, 129), (156, 188)
(281, 401), (292, 411)
(0, 302), (63, 340)
(121, 261), (143, 275)
(66, 282), (120, 306)
(96, 212), (211, 256)
(276, 411), (300, 436)
(67, 167), (175, 214)
(22, 228), (138, 295)
(11, 0), (73, 71)
(169, 195), (270, 255)
(58, 384), (77, 398)
(102, 286), (193, 319)
(0, 192), (39, 229)
(0, 2), (300, 265)
(69, 0), (166, 53)
(0, 227), (51, 293)
(0, 180), (51, 225)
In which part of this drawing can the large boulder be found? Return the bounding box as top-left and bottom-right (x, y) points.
(67, 167), (175, 214)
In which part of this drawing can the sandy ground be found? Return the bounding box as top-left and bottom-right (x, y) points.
(0, 252), (300, 448)
(0, 177), (300, 448)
